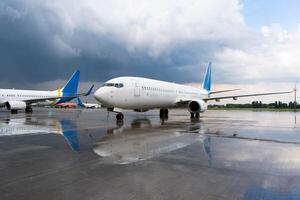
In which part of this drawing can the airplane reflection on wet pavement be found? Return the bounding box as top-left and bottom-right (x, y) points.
(0, 109), (300, 200)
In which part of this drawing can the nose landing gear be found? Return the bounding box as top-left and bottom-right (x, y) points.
(25, 107), (33, 113)
(116, 113), (124, 121)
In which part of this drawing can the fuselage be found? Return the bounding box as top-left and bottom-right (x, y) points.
(94, 77), (209, 110)
(0, 89), (59, 105)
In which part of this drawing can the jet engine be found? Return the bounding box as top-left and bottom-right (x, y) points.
(6, 101), (27, 110)
(188, 100), (207, 113)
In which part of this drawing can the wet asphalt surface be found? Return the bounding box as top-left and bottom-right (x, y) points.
(0, 108), (300, 200)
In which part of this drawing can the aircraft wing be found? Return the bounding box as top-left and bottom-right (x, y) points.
(23, 95), (80, 104)
(209, 88), (241, 94)
(25, 86), (94, 104)
(203, 91), (292, 102)
(0, 85), (95, 105)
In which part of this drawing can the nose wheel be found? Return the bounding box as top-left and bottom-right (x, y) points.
(116, 113), (124, 121)
(25, 107), (33, 113)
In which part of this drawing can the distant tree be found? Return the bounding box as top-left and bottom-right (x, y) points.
(274, 101), (278, 109)
(289, 102), (294, 109)
(278, 101), (282, 108)
(259, 101), (262, 108)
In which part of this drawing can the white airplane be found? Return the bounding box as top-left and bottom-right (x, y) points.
(77, 98), (101, 109)
(0, 70), (93, 114)
(94, 62), (292, 120)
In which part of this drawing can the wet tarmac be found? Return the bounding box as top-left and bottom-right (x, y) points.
(0, 108), (299, 200)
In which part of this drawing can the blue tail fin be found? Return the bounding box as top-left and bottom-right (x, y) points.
(62, 69), (80, 95)
(77, 98), (85, 108)
(202, 62), (212, 92)
(60, 120), (79, 152)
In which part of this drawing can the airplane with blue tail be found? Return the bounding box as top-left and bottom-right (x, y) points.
(94, 62), (292, 120)
(0, 69), (94, 113)
(77, 95), (101, 109)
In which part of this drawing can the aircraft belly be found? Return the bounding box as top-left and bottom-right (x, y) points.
(117, 94), (175, 109)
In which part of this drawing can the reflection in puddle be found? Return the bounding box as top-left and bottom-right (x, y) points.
(1, 110), (300, 172)
(2, 110), (300, 200)
(0, 115), (79, 152)
(245, 185), (300, 200)
(93, 118), (209, 164)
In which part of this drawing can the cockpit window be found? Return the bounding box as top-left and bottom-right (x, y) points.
(106, 83), (115, 87)
(115, 83), (124, 88)
(102, 83), (124, 88)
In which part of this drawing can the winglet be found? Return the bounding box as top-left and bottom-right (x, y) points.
(202, 62), (212, 92)
(84, 85), (94, 96)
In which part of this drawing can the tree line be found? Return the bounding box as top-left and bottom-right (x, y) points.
(209, 101), (300, 109)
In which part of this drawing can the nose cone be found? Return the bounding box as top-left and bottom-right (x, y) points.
(94, 87), (111, 106)
(94, 88), (104, 102)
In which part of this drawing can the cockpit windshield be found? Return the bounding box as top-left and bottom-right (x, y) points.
(102, 83), (124, 88)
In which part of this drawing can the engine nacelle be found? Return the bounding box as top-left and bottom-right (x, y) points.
(188, 100), (207, 113)
(6, 101), (27, 110)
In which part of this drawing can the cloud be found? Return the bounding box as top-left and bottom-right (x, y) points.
(0, 0), (298, 100)
(0, 0), (246, 84)
(214, 24), (300, 84)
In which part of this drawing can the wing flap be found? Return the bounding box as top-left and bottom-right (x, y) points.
(209, 88), (241, 95)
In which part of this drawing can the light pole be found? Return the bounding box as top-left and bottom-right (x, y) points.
(294, 81), (298, 111)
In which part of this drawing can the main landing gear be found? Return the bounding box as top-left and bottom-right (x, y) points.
(10, 110), (18, 114)
(160, 108), (169, 119)
(190, 112), (200, 119)
(25, 107), (33, 113)
(10, 107), (33, 114)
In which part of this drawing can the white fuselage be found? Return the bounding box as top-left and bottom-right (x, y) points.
(94, 77), (209, 110)
(0, 89), (59, 105)
(83, 103), (101, 109)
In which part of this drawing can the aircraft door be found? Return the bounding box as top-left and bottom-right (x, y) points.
(134, 82), (140, 96)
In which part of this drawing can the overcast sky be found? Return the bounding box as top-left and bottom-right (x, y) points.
(0, 0), (299, 103)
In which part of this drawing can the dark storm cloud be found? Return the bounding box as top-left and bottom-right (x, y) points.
(0, 0), (225, 89)
(0, 0), (258, 92)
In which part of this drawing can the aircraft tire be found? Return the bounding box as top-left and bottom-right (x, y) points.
(190, 112), (195, 118)
(116, 113), (124, 121)
(11, 110), (18, 114)
(160, 109), (168, 118)
(25, 107), (33, 113)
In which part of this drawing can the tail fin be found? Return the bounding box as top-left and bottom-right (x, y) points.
(202, 62), (212, 92)
(62, 69), (80, 95)
(77, 98), (85, 108)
